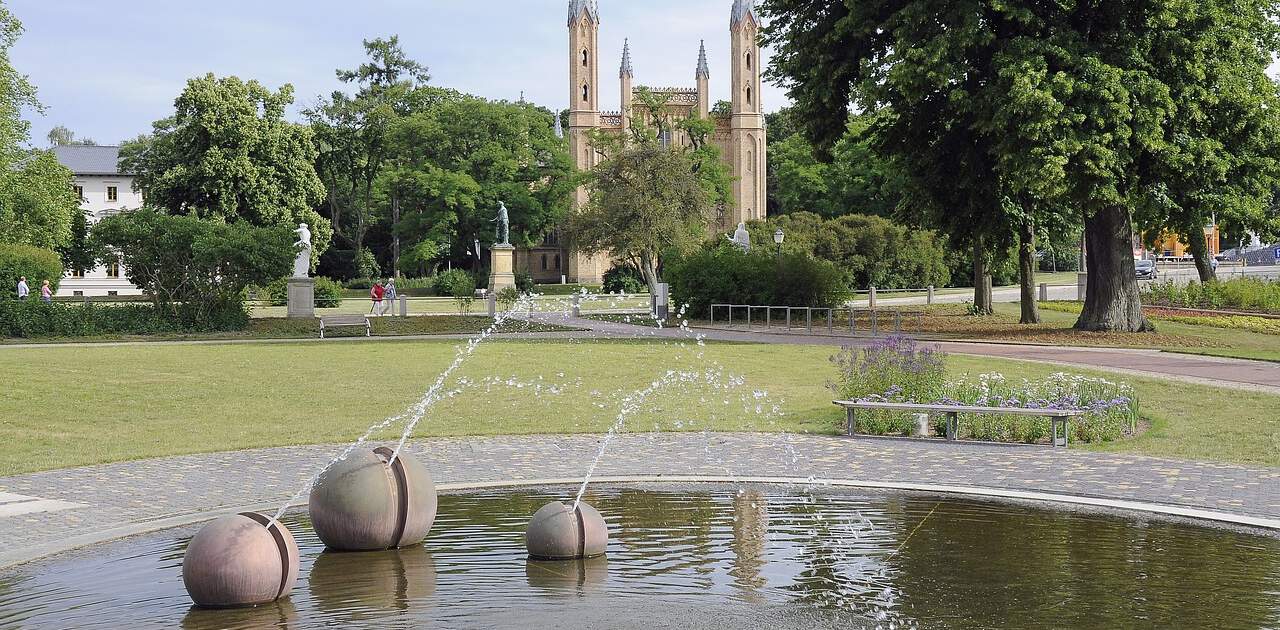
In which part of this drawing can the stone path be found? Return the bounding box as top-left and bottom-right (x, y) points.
(1, 433), (1276, 568)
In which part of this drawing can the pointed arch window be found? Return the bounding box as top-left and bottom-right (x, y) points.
(582, 49), (589, 67)
(746, 52), (752, 70)
(582, 83), (590, 102)
(746, 85), (752, 106)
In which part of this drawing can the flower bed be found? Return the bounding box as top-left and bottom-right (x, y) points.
(830, 337), (1139, 444)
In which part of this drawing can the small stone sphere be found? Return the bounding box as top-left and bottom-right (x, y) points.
(183, 513), (299, 609)
(525, 501), (608, 560)
(308, 447), (437, 551)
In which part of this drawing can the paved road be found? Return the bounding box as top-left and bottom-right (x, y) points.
(1, 433), (1275, 568)
(852, 264), (1280, 307)
(532, 314), (1280, 395)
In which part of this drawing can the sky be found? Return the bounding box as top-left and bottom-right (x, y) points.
(9, 0), (789, 147)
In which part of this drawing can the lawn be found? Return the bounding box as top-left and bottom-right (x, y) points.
(0, 338), (1275, 476)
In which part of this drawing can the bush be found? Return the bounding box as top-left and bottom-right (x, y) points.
(746, 213), (951, 290)
(496, 286), (520, 309)
(355, 248), (381, 279)
(603, 265), (647, 294)
(515, 270), (535, 294)
(666, 243), (849, 318)
(435, 269), (476, 298)
(1142, 278), (1280, 314)
(0, 243), (63, 297)
(0, 299), (247, 338)
(257, 276), (343, 308)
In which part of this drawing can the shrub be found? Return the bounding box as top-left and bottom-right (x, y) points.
(746, 212), (951, 290)
(1142, 278), (1280, 314)
(496, 286), (520, 309)
(515, 270), (535, 294)
(666, 243), (849, 318)
(355, 248), (381, 279)
(434, 269), (476, 298)
(0, 299), (247, 338)
(603, 265), (647, 294)
(259, 276), (344, 308)
(829, 336), (948, 434)
(0, 243), (63, 297)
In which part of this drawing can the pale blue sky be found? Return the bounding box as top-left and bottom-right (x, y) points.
(10, 0), (788, 147)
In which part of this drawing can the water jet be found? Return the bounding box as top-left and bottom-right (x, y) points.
(525, 501), (608, 560)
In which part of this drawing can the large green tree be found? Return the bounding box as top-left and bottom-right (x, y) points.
(120, 74), (330, 265)
(567, 139), (719, 293)
(0, 6), (79, 252)
(379, 95), (575, 272)
(306, 36), (430, 275)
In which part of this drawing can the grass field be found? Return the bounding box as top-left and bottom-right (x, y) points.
(0, 338), (1275, 476)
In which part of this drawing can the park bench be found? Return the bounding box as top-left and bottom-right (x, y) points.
(832, 400), (1087, 448)
(319, 314), (371, 339)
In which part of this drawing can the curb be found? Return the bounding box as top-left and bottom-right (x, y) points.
(3, 475), (1275, 570)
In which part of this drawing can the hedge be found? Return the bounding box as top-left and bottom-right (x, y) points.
(0, 299), (248, 338)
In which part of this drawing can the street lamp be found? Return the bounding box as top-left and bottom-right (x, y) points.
(773, 228), (785, 254)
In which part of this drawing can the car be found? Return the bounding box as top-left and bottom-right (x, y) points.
(1135, 259), (1158, 280)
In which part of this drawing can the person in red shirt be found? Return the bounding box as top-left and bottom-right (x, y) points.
(370, 281), (385, 315)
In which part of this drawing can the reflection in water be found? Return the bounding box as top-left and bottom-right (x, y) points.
(525, 556), (609, 597)
(309, 546), (437, 616)
(730, 489), (768, 597)
(181, 598), (298, 630)
(0, 486), (1276, 630)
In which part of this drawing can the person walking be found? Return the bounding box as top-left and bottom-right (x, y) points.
(383, 278), (398, 316)
(39, 280), (52, 303)
(16, 276), (28, 300)
(370, 280), (385, 315)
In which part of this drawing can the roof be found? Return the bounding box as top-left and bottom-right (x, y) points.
(567, 0), (599, 26)
(51, 145), (128, 176)
(696, 40), (710, 79)
(731, 0), (758, 28)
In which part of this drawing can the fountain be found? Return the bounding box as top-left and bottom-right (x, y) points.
(181, 512), (299, 608)
(308, 447), (437, 551)
(525, 501), (608, 560)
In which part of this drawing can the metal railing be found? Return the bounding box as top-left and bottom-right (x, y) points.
(709, 304), (923, 337)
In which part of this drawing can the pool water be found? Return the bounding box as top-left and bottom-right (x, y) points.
(0, 485), (1276, 629)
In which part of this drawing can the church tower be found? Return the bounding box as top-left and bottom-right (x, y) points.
(729, 0), (766, 226)
(566, 0), (606, 283)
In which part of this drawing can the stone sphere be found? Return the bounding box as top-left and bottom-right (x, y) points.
(182, 512), (300, 609)
(308, 447), (437, 551)
(525, 501), (608, 560)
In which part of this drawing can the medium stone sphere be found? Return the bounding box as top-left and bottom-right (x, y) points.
(525, 501), (608, 560)
(182, 512), (300, 609)
(308, 447), (437, 551)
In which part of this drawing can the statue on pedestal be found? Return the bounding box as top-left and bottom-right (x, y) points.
(727, 222), (751, 252)
(293, 223), (312, 278)
(491, 202), (511, 246)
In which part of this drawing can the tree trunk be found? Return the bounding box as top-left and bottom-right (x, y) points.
(1186, 226), (1216, 282)
(391, 195), (401, 279)
(972, 236), (993, 315)
(1018, 220), (1040, 324)
(1075, 205), (1150, 332)
(639, 253), (661, 295)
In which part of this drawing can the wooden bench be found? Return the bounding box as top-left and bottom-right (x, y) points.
(319, 314), (370, 339)
(832, 400), (1086, 448)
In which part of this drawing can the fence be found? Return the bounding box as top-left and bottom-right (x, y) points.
(709, 304), (924, 337)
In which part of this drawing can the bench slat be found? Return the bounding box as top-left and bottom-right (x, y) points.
(833, 400), (1085, 417)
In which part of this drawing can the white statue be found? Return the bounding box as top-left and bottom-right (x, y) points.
(293, 223), (312, 278)
(727, 222), (751, 252)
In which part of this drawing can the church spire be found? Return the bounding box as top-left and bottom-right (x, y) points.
(731, 0), (757, 28)
(567, 0), (599, 26)
(696, 40), (710, 79)
(620, 38), (634, 79)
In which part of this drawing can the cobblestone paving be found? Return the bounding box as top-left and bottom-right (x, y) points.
(1, 433), (1276, 566)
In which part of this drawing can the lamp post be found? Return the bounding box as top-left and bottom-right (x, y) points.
(773, 228), (785, 254)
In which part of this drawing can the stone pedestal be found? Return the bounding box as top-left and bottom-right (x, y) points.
(489, 245), (516, 292)
(287, 278), (315, 319)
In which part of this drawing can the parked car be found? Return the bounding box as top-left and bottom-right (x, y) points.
(1135, 259), (1158, 280)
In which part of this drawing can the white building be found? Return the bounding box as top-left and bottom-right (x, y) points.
(52, 145), (144, 297)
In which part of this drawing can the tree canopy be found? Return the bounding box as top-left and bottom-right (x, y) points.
(120, 74), (330, 265)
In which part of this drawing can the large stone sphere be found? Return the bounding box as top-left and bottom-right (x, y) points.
(182, 512), (300, 608)
(308, 447), (437, 551)
(525, 501), (608, 560)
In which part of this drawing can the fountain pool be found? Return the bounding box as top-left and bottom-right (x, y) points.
(1, 485), (1276, 629)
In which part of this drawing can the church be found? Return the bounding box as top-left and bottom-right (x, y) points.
(522, 0), (768, 285)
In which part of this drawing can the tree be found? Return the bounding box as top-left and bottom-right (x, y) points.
(767, 113), (902, 219)
(90, 209), (294, 324)
(306, 36), (430, 275)
(57, 207), (94, 274)
(0, 6), (79, 252)
(380, 95), (574, 271)
(120, 74), (329, 268)
(46, 125), (95, 146)
(567, 141), (717, 293)
(0, 149), (80, 249)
